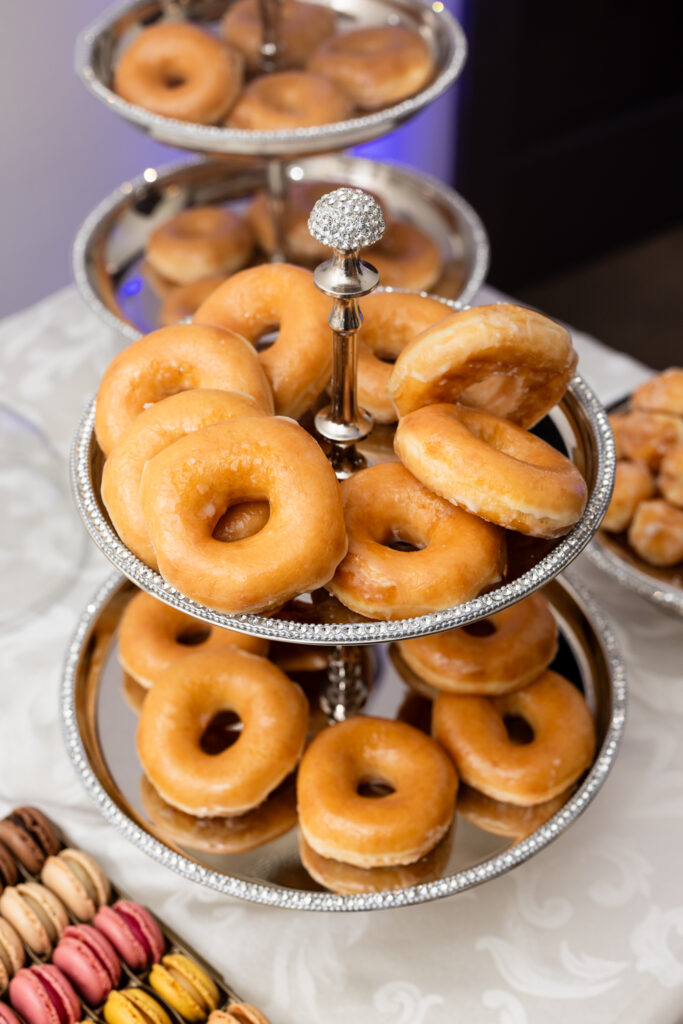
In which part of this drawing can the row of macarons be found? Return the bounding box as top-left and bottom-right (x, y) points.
(0, 808), (225, 1023)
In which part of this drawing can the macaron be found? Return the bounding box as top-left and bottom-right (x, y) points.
(104, 987), (171, 1024)
(0, 841), (18, 895)
(208, 1007), (271, 1024)
(0, 1004), (22, 1024)
(0, 808), (61, 873)
(53, 924), (122, 1006)
(9, 964), (81, 1024)
(94, 900), (165, 971)
(0, 918), (25, 995)
(149, 953), (220, 1021)
(0, 882), (69, 955)
(42, 848), (111, 921)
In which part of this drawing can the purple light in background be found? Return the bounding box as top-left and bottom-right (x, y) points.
(353, 0), (466, 183)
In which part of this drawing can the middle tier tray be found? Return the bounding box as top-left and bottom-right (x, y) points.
(71, 368), (615, 644)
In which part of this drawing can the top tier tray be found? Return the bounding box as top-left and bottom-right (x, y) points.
(76, 0), (467, 157)
(71, 367), (615, 645)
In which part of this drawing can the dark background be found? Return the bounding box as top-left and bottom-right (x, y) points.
(452, 0), (683, 367)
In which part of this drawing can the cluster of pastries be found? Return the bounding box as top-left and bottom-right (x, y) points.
(113, 1), (435, 129)
(119, 588), (594, 893)
(94, 263), (586, 620)
(144, 184), (447, 329)
(604, 368), (683, 568)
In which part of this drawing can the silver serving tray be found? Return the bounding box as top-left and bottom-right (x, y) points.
(70, 371), (615, 644)
(73, 155), (489, 340)
(60, 571), (626, 912)
(587, 398), (683, 616)
(75, 0), (467, 156)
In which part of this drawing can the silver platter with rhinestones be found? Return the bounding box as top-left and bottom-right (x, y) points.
(587, 398), (683, 617)
(71, 362), (614, 644)
(73, 155), (489, 340)
(75, 0), (467, 157)
(60, 570), (626, 912)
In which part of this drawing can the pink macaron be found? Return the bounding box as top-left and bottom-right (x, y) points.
(53, 923), (122, 1006)
(0, 1004), (21, 1024)
(9, 964), (80, 1024)
(93, 900), (165, 971)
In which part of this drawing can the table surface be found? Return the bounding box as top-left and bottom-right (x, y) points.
(1, 285), (682, 1024)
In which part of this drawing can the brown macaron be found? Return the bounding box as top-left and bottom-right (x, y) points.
(41, 849), (110, 921)
(0, 882), (69, 955)
(0, 841), (18, 895)
(0, 808), (61, 873)
(0, 917), (25, 995)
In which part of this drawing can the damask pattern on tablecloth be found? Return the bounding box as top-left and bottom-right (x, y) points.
(0, 287), (681, 1024)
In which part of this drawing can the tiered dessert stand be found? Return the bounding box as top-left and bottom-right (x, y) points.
(63, 0), (625, 910)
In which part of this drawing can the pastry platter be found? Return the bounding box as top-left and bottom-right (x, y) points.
(60, 570), (626, 912)
(71, 349), (614, 643)
(587, 397), (683, 616)
(75, 0), (467, 156)
(73, 155), (489, 340)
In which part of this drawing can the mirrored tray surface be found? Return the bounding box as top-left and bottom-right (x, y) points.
(61, 572), (626, 911)
(73, 154), (489, 341)
(588, 397), (683, 616)
(76, 0), (467, 156)
(71, 371), (615, 644)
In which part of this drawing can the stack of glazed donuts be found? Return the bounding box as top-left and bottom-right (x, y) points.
(93, 262), (587, 620)
(603, 367), (683, 569)
(145, 183), (448, 329)
(115, 586), (595, 893)
(113, 2), (435, 129)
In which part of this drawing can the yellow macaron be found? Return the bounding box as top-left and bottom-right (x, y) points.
(104, 987), (172, 1024)
(149, 953), (220, 1021)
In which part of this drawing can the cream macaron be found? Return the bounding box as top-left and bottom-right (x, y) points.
(0, 882), (68, 955)
(41, 849), (110, 921)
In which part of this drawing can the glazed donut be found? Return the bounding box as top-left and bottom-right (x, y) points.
(298, 829), (453, 895)
(114, 23), (243, 123)
(357, 291), (450, 423)
(247, 182), (362, 261)
(328, 461), (504, 619)
(363, 222), (443, 292)
(659, 444), (683, 507)
(396, 405), (587, 538)
(397, 593), (558, 696)
(122, 673), (147, 716)
(601, 461), (655, 533)
(308, 26), (434, 110)
(632, 368), (683, 416)
(194, 264), (331, 418)
(118, 590), (268, 690)
(140, 775), (297, 854)
(457, 784), (571, 841)
(102, 389), (268, 567)
(158, 276), (227, 327)
(389, 304), (577, 426)
(610, 411), (683, 469)
(137, 649), (308, 816)
(628, 499), (683, 567)
(222, 0), (336, 72)
(227, 71), (352, 130)
(297, 716), (457, 867)
(433, 670), (595, 806)
(95, 324), (274, 456)
(146, 208), (253, 285)
(140, 416), (347, 614)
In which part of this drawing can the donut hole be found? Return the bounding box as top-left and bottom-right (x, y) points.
(176, 625), (212, 646)
(381, 527), (426, 553)
(213, 501), (271, 542)
(462, 618), (497, 638)
(254, 326), (279, 352)
(200, 709), (243, 755)
(503, 714), (534, 745)
(374, 348), (398, 365)
(356, 776), (396, 799)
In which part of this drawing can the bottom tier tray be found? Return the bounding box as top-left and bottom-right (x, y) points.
(61, 572), (625, 912)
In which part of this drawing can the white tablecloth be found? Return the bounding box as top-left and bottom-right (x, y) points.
(2, 286), (682, 1024)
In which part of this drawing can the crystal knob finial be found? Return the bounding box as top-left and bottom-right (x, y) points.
(308, 188), (385, 252)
